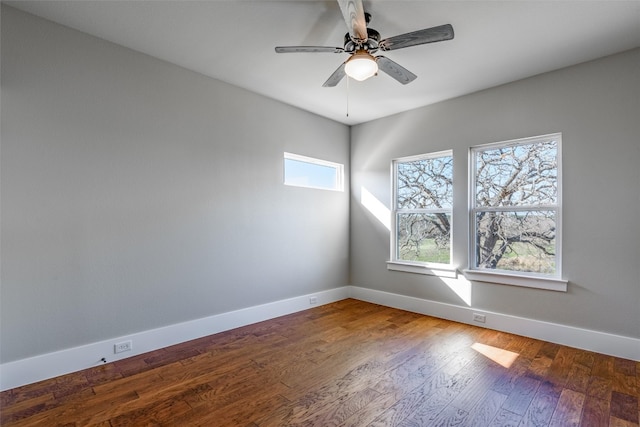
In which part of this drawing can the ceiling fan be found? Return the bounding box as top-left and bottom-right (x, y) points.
(275, 0), (454, 87)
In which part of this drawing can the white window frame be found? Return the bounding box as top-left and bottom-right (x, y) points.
(283, 152), (344, 192)
(387, 150), (457, 278)
(464, 133), (567, 291)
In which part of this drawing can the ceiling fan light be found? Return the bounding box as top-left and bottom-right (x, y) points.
(345, 51), (378, 81)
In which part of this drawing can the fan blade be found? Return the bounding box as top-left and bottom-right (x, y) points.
(379, 24), (454, 51)
(337, 0), (368, 42)
(376, 56), (417, 85)
(322, 63), (346, 87)
(275, 46), (344, 53)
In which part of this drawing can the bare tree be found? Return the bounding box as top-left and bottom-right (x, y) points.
(395, 139), (558, 273)
(396, 155), (452, 263)
(473, 140), (558, 273)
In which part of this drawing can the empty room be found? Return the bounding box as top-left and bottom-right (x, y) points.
(1, 1), (638, 426)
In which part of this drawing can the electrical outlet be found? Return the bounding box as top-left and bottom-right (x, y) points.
(114, 340), (132, 354)
(473, 313), (486, 323)
(309, 296), (318, 305)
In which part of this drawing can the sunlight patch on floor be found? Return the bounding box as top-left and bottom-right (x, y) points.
(471, 342), (519, 368)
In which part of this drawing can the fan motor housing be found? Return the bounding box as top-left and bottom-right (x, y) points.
(344, 28), (380, 52)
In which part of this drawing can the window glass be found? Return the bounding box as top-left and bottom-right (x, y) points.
(475, 141), (558, 207)
(392, 151), (453, 265)
(471, 135), (561, 276)
(284, 153), (344, 191)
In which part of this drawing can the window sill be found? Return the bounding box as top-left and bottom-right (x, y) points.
(462, 269), (568, 292)
(387, 262), (458, 278)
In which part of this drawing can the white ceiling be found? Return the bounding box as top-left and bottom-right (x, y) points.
(6, 1), (640, 125)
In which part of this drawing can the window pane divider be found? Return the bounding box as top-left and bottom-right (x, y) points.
(396, 208), (452, 214)
(472, 205), (558, 212)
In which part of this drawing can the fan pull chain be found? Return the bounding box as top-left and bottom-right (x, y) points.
(346, 76), (350, 117)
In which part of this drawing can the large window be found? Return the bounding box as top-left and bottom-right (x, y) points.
(469, 134), (562, 280)
(391, 151), (453, 268)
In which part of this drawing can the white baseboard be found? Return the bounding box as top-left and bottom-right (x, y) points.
(0, 287), (349, 391)
(347, 286), (640, 362)
(3, 285), (638, 391)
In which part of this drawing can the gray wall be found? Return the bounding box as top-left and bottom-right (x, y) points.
(2, 4), (638, 367)
(1, 6), (350, 363)
(351, 48), (640, 339)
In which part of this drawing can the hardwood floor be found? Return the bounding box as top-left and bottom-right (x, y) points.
(1, 299), (638, 426)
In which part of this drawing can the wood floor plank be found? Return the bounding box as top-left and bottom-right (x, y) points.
(367, 382), (435, 426)
(573, 349), (596, 369)
(538, 342), (562, 360)
(613, 371), (639, 396)
(449, 362), (504, 411)
(2, 378), (57, 407)
(174, 390), (291, 427)
(580, 395), (610, 427)
(546, 346), (577, 387)
(501, 375), (540, 416)
(0, 392), (56, 425)
(296, 358), (386, 414)
(338, 388), (401, 426)
(398, 384), (466, 426)
(491, 356), (533, 396)
(108, 396), (192, 427)
(1, 299), (638, 427)
(588, 375), (614, 400)
(592, 353), (616, 379)
(406, 404), (468, 427)
(527, 353), (554, 382)
(489, 408), (522, 427)
(504, 336), (544, 361)
(610, 416), (640, 427)
(381, 352), (482, 426)
(84, 362), (124, 387)
(548, 388), (586, 427)
(518, 381), (563, 427)
(297, 387), (381, 426)
(611, 391), (639, 424)
(614, 358), (637, 376)
(460, 389), (508, 427)
(565, 362), (592, 393)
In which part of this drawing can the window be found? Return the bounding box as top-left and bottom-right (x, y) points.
(389, 151), (454, 276)
(283, 152), (344, 191)
(467, 134), (565, 290)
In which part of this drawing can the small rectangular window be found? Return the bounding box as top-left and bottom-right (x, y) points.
(469, 134), (561, 278)
(284, 152), (344, 191)
(392, 151), (453, 266)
